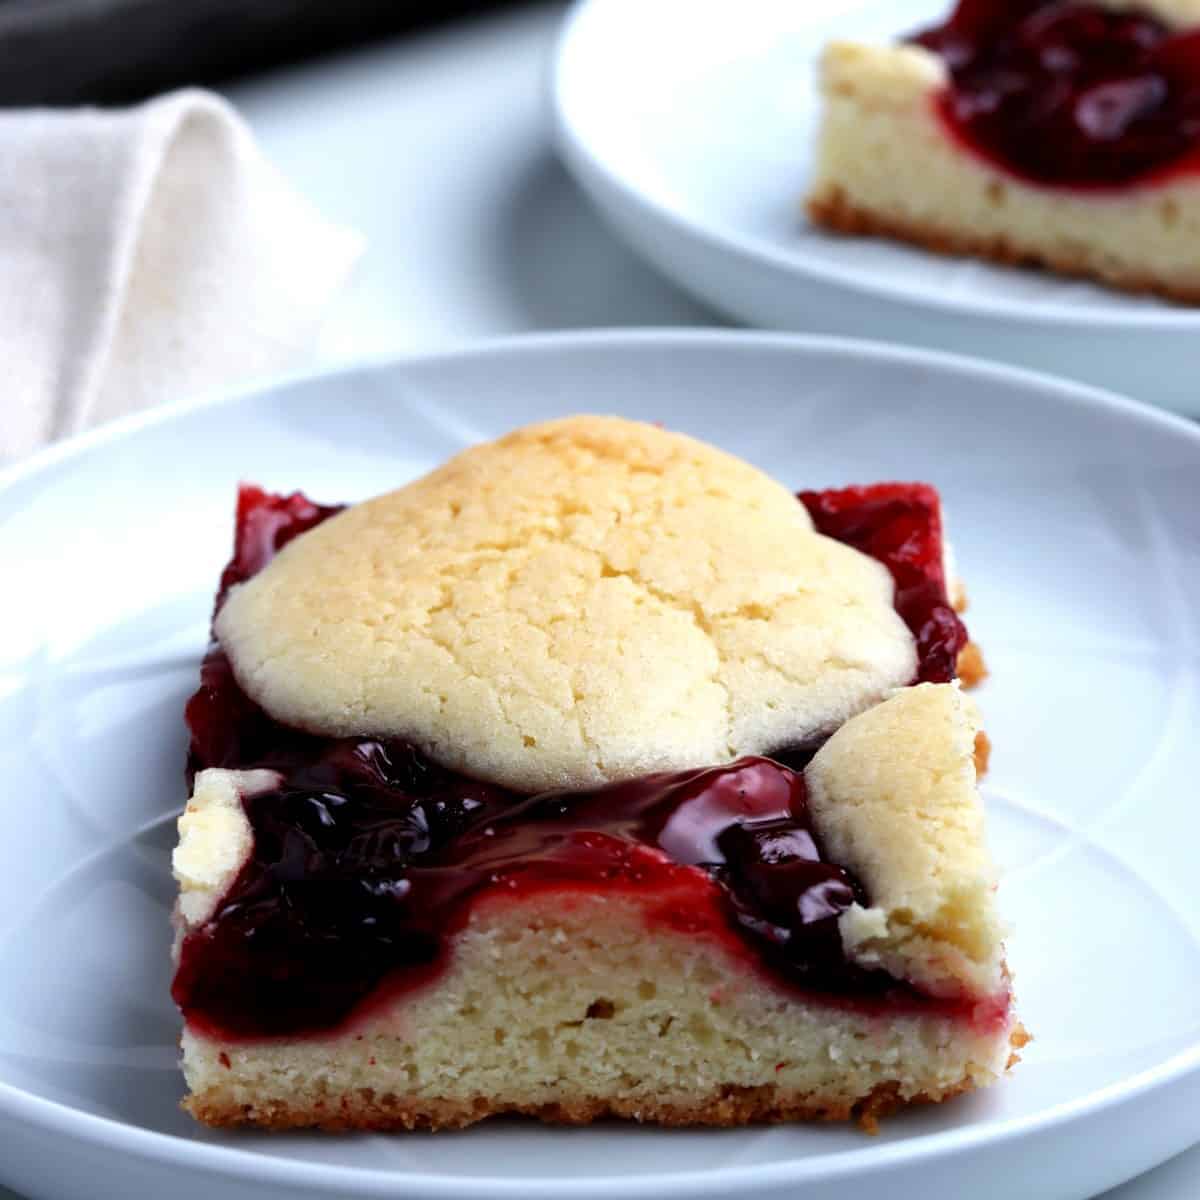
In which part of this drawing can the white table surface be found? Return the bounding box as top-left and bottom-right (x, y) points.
(3, 4), (1192, 1197)
(235, 1), (716, 368)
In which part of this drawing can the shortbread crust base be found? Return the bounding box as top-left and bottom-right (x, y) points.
(810, 187), (1200, 305)
(185, 1077), (969, 1133)
(181, 893), (1018, 1132)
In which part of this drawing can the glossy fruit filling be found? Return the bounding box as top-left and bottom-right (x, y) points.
(798, 483), (966, 685)
(175, 482), (976, 1040)
(910, 0), (1200, 186)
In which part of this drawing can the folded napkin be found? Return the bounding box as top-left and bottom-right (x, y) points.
(2, 88), (363, 462)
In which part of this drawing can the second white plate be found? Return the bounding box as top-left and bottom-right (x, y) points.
(552, 0), (1200, 414)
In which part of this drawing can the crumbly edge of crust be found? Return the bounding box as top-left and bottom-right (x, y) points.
(957, 642), (988, 689)
(183, 1081), (956, 1133)
(953, 583), (987, 691)
(973, 729), (992, 778)
(185, 1077), (955, 1135)
(184, 1024), (1029, 1134)
(808, 187), (1200, 306)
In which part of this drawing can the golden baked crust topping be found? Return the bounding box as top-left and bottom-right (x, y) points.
(216, 416), (916, 792)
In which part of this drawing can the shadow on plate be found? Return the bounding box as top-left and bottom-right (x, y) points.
(492, 149), (721, 331)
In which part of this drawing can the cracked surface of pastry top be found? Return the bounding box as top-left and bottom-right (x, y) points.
(216, 416), (917, 793)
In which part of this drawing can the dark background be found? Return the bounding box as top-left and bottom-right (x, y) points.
(0, 0), (528, 105)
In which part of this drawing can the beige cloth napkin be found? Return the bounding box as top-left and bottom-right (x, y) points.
(2, 88), (363, 462)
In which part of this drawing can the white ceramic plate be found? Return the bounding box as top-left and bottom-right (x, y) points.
(2, 331), (1199, 1200)
(552, 0), (1200, 415)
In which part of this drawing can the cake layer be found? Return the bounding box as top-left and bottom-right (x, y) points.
(181, 891), (1016, 1131)
(808, 39), (1200, 301)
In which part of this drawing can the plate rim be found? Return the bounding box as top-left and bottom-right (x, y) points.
(5, 328), (1200, 499)
(551, 0), (1200, 333)
(3, 327), (1200, 1197)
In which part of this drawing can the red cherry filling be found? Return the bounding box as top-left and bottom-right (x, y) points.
(174, 482), (981, 1041)
(798, 483), (966, 685)
(910, 0), (1200, 186)
(175, 750), (908, 1039)
(185, 488), (346, 775)
(216, 485), (342, 609)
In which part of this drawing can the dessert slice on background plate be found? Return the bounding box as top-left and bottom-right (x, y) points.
(171, 416), (1021, 1131)
(807, 0), (1200, 301)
